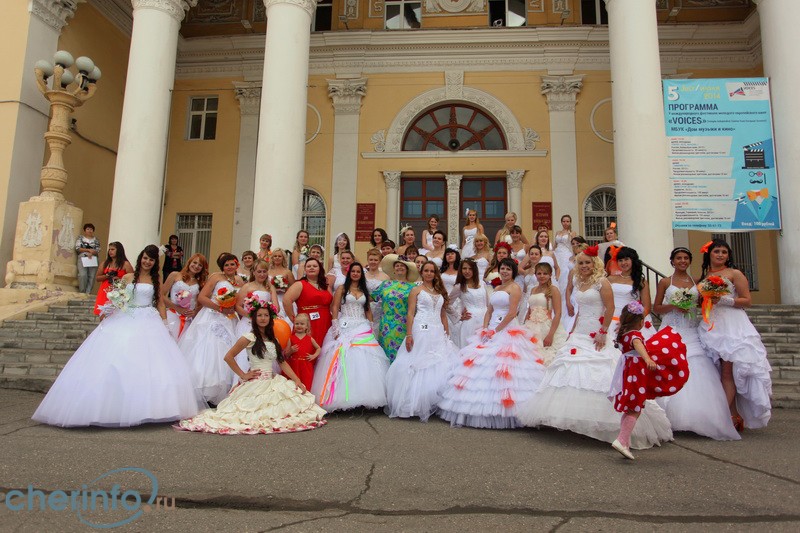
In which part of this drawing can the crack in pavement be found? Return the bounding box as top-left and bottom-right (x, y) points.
(363, 414), (380, 436)
(670, 441), (800, 486)
(349, 463), (376, 506)
(260, 511), (350, 532)
(0, 421), (40, 436)
(550, 517), (571, 532)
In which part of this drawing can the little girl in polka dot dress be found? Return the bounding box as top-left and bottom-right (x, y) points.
(608, 300), (689, 460)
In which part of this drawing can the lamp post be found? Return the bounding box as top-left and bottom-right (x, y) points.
(4, 51), (100, 291)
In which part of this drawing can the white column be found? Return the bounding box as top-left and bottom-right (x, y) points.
(382, 171), (401, 238)
(1, 0), (77, 271)
(107, 0), (196, 253)
(541, 75), (583, 230)
(328, 77), (367, 243)
(506, 170), (525, 221)
(445, 174), (462, 244)
(604, 0), (673, 272)
(231, 82), (261, 255)
(250, 0), (316, 250)
(754, 0), (800, 304)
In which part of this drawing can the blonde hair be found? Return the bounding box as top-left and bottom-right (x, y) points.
(465, 209), (480, 226)
(496, 212), (518, 242)
(367, 248), (382, 259)
(575, 247), (605, 286)
(294, 313), (311, 329)
(474, 233), (489, 246)
(534, 262), (554, 304)
(270, 249), (288, 268)
(249, 259), (270, 283)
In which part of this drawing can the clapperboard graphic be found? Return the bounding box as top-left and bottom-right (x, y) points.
(742, 139), (775, 169)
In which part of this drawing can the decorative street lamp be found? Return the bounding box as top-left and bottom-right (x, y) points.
(4, 51), (101, 291)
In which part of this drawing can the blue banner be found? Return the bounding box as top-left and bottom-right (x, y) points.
(663, 78), (781, 231)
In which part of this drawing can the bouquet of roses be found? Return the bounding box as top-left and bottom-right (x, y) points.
(98, 278), (131, 316)
(698, 276), (730, 330)
(175, 289), (193, 309)
(242, 294), (278, 317)
(667, 288), (698, 319)
(486, 272), (502, 288)
(271, 275), (289, 291)
(215, 286), (238, 309)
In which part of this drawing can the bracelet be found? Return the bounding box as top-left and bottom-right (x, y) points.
(598, 327), (608, 335)
(406, 334), (413, 337)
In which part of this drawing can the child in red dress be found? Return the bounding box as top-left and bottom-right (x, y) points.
(284, 313), (321, 391)
(608, 301), (689, 460)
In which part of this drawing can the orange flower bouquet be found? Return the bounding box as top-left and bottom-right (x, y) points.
(698, 276), (730, 330)
(215, 286), (238, 309)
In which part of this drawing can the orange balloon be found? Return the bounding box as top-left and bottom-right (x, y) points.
(273, 318), (292, 349)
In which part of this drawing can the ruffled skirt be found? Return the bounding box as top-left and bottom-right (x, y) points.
(523, 314), (568, 366)
(178, 307), (238, 405)
(32, 308), (206, 427)
(177, 372), (326, 434)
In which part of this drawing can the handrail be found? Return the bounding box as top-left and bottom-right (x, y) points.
(641, 260), (667, 322)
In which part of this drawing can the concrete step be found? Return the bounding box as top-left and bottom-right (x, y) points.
(0, 319), (99, 331)
(0, 375), (53, 393)
(26, 312), (99, 322)
(0, 349), (74, 365)
(0, 362), (64, 377)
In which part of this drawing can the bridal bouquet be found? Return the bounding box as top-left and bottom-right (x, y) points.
(486, 272), (502, 288)
(698, 276), (730, 330)
(98, 278), (131, 316)
(175, 289), (193, 309)
(215, 286), (238, 309)
(667, 288), (698, 319)
(271, 275), (289, 291)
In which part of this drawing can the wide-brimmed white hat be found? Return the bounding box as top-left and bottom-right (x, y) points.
(380, 254), (419, 283)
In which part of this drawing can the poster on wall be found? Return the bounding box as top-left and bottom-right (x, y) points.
(355, 203), (376, 242)
(663, 78), (781, 231)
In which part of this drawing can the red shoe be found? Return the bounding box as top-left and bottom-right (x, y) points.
(732, 414), (744, 432)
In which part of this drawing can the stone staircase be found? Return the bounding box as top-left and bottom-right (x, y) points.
(0, 299), (798, 409)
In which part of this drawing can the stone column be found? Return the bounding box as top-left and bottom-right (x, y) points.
(506, 170), (525, 222)
(231, 82), (261, 256)
(250, 0), (316, 250)
(0, 0), (78, 276)
(382, 171), (401, 239)
(604, 0), (673, 272)
(107, 0), (197, 254)
(445, 174), (462, 244)
(541, 75), (583, 232)
(328, 77), (367, 244)
(754, 0), (800, 304)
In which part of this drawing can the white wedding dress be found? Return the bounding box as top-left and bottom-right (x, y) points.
(165, 280), (199, 340)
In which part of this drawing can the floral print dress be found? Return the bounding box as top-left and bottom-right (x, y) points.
(373, 280), (415, 362)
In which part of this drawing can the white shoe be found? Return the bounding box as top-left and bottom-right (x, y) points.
(612, 439), (635, 460)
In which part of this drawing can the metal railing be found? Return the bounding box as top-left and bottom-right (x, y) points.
(641, 260), (667, 322)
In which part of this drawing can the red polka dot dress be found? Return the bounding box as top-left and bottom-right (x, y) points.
(608, 327), (690, 414)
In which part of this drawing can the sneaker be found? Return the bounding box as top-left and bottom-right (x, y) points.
(612, 439), (635, 460)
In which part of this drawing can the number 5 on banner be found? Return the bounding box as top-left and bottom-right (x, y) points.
(667, 86), (679, 101)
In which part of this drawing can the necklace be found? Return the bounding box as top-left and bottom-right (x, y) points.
(225, 274), (238, 285)
(709, 266), (727, 273)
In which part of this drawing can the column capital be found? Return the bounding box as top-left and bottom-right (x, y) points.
(132, 0), (197, 23)
(29, 0), (80, 32)
(383, 170), (401, 190)
(506, 169), (526, 189)
(264, 0), (318, 17)
(540, 75), (584, 112)
(327, 78), (367, 115)
(233, 82), (262, 116)
(445, 173), (463, 188)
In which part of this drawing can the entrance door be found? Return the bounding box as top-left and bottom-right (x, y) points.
(460, 177), (507, 245)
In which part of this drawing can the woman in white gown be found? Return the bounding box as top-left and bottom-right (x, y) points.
(326, 250), (355, 294)
(440, 247), (462, 343)
(178, 253), (245, 405)
(233, 259), (279, 385)
(385, 261), (457, 421)
(33, 245), (205, 427)
(523, 262), (568, 366)
(607, 247), (658, 340)
(696, 239), (771, 431)
(426, 231), (446, 268)
(460, 209), (484, 259)
(517, 247), (673, 449)
(365, 248), (389, 335)
(439, 258), (545, 428)
(162, 253), (207, 340)
(471, 234), (492, 279)
(449, 259), (488, 349)
(653, 247), (740, 440)
(178, 296), (326, 434)
(313, 263), (390, 411)
(553, 215), (576, 299)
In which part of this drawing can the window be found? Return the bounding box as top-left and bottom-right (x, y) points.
(583, 187), (616, 244)
(385, 0), (421, 30)
(401, 178), (446, 241)
(488, 0), (526, 27)
(176, 214), (212, 260)
(712, 232), (759, 291)
(302, 189), (327, 247)
(461, 178), (507, 240)
(187, 96), (218, 140)
(581, 0), (608, 25)
(312, 0), (332, 31)
(403, 104), (507, 152)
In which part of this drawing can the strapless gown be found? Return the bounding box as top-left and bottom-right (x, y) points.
(165, 280), (199, 340)
(524, 292), (568, 366)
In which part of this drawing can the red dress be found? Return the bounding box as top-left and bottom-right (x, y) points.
(611, 327), (689, 413)
(93, 266), (127, 315)
(295, 280), (333, 347)
(284, 333), (316, 391)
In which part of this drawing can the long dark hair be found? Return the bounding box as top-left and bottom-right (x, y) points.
(249, 308), (283, 362)
(616, 305), (644, 345)
(133, 244), (160, 307)
(370, 228), (389, 248)
(342, 262), (370, 312)
(700, 239), (735, 280)
(102, 241), (127, 271)
(616, 246), (644, 295)
(456, 258), (480, 290)
(302, 257), (328, 290)
(441, 248), (461, 273)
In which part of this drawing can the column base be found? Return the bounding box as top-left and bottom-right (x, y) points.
(4, 196), (82, 292)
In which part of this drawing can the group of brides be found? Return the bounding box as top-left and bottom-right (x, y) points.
(32, 213), (772, 459)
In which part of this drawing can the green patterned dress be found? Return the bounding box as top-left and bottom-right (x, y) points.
(373, 280), (415, 362)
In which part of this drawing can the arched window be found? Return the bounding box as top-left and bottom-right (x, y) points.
(302, 189), (326, 247)
(583, 187), (616, 244)
(402, 103), (506, 151)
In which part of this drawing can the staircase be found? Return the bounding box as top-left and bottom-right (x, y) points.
(0, 298), (798, 409)
(0, 299), (98, 392)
